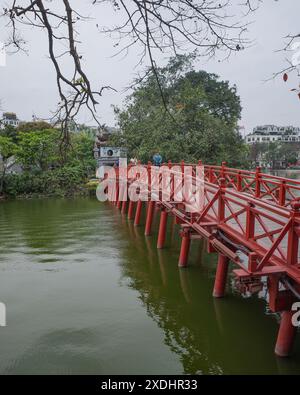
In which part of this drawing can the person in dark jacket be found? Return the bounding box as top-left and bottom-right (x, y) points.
(153, 152), (162, 166)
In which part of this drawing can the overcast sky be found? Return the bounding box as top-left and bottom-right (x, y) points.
(0, 0), (299, 135)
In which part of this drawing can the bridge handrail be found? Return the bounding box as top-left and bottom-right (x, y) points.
(152, 161), (300, 207)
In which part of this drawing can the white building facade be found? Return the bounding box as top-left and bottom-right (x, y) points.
(245, 125), (300, 144)
(245, 125), (300, 168)
(0, 112), (20, 129)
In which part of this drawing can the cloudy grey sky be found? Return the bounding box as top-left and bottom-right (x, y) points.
(0, 0), (299, 135)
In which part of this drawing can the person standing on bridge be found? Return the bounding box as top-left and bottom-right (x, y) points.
(153, 152), (162, 167)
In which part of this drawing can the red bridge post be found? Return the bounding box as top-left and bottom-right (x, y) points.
(121, 200), (127, 214)
(255, 167), (261, 198)
(134, 200), (143, 226)
(213, 254), (229, 298)
(237, 171), (242, 192)
(218, 177), (226, 221)
(157, 208), (168, 249)
(279, 181), (286, 206)
(114, 182), (119, 206)
(275, 310), (297, 357)
(127, 200), (135, 220)
(221, 161), (227, 179)
(117, 192), (122, 209)
(287, 202), (300, 265)
(145, 201), (155, 236)
(178, 228), (191, 267)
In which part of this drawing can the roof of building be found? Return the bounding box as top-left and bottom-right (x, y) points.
(3, 112), (18, 120)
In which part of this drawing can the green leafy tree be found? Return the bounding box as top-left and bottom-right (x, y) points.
(3, 129), (96, 197)
(18, 121), (54, 133)
(0, 125), (19, 143)
(67, 132), (96, 176)
(0, 136), (17, 193)
(16, 129), (60, 171)
(111, 56), (247, 166)
(251, 142), (300, 169)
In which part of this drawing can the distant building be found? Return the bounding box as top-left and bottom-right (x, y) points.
(246, 125), (300, 169)
(0, 112), (20, 129)
(245, 125), (300, 144)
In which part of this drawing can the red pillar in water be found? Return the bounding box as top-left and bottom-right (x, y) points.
(134, 200), (143, 226)
(121, 200), (127, 214)
(145, 201), (155, 236)
(114, 183), (119, 206)
(117, 199), (122, 210)
(127, 200), (135, 220)
(213, 254), (229, 298)
(275, 310), (297, 357)
(157, 209), (168, 249)
(178, 229), (191, 267)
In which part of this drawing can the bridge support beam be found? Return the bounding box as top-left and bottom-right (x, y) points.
(213, 254), (229, 298)
(134, 200), (143, 226)
(178, 230), (191, 268)
(275, 310), (296, 357)
(121, 200), (127, 214)
(117, 197), (122, 209)
(145, 201), (155, 236)
(157, 209), (168, 249)
(114, 183), (119, 206)
(127, 200), (135, 220)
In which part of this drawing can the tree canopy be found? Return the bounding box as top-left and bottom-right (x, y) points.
(111, 56), (248, 166)
(17, 121), (54, 133)
(16, 129), (60, 171)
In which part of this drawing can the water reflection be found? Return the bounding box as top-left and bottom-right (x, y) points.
(118, 209), (300, 374)
(0, 198), (300, 374)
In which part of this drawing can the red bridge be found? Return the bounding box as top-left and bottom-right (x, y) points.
(103, 161), (300, 357)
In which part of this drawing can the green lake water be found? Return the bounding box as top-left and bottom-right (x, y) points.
(0, 197), (300, 374)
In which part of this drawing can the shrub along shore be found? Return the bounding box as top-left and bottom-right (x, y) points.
(0, 122), (96, 199)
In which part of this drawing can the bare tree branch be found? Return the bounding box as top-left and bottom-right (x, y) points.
(2, 0), (255, 147)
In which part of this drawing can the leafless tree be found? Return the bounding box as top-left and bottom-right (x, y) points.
(245, 0), (300, 96)
(1, 1), (257, 147)
(273, 33), (300, 99)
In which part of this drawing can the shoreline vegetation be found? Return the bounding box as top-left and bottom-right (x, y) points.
(0, 121), (97, 200)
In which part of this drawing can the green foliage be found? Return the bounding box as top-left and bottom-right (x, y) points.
(17, 121), (54, 133)
(0, 125), (19, 143)
(4, 165), (89, 197)
(249, 141), (299, 168)
(1, 127), (96, 197)
(0, 136), (18, 193)
(16, 129), (60, 171)
(68, 132), (96, 173)
(286, 152), (298, 165)
(0, 136), (17, 159)
(111, 55), (247, 167)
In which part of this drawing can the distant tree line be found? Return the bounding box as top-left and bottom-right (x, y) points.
(249, 142), (299, 169)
